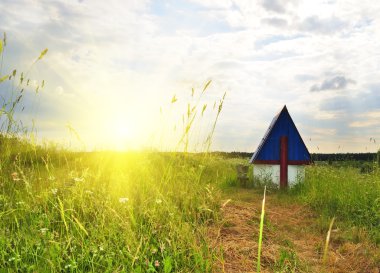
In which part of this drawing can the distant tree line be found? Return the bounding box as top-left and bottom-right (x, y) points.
(210, 151), (378, 162)
(311, 153), (377, 162)
(209, 151), (252, 159)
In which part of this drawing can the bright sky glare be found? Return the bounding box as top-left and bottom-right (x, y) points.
(0, 0), (379, 152)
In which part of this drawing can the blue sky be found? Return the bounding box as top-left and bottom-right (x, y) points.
(0, 0), (380, 152)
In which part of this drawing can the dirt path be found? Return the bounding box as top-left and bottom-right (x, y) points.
(208, 188), (380, 273)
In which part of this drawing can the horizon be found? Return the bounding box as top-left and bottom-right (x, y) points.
(1, 0), (379, 153)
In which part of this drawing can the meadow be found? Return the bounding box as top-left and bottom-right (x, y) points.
(1, 35), (380, 272)
(1, 142), (380, 272)
(0, 144), (233, 272)
(292, 161), (380, 243)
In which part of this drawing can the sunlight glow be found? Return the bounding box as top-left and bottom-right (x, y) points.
(112, 120), (135, 146)
(76, 102), (150, 151)
(102, 116), (141, 150)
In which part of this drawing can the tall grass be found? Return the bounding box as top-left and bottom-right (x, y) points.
(256, 186), (266, 273)
(292, 165), (380, 243)
(0, 36), (234, 271)
(322, 217), (335, 267)
(173, 80), (227, 154)
(0, 148), (239, 271)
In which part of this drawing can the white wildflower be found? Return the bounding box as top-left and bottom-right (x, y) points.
(73, 177), (84, 182)
(155, 198), (162, 204)
(40, 228), (49, 234)
(48, 176), (55, 181)
(11, 172), (21, 181)
(64, 262), (77, 269)
(119, 197), (129, 203)
(8, 255), (20, 262)
(51, 188), (58, 195)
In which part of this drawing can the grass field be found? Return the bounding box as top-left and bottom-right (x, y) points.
(0, 144), (234, 272)
(1, 38), (379, 272)
(1, 140), (380, 272)
(292, 164), (380, 244)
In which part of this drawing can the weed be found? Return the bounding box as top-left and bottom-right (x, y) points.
(257, 186), (266, 273)
(291, 165), (380, 243)
(273, 248), (300, 273)
(322, 217), (335, 266)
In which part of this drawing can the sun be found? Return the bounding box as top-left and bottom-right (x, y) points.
(85, 112), (143, 151)
(105, 117), (139, 150)
(112, 121), (134, 140)
(82, 98), (156, 151)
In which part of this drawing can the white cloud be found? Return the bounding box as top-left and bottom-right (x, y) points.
(0, 0), (380, 152)
(349, 120), (379, 128)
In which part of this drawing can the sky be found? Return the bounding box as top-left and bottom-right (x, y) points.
(0, 0), (380, 153)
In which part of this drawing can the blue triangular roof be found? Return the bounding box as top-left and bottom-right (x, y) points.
(250, 105), (311, 164)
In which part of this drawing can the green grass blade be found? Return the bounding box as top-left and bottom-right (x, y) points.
(72, 215), (88, 236)
(202, 79), (212, 93)
(257, 185), (266, 273)
(322, 217), (335, 266)
(58, 197), (69, 234)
